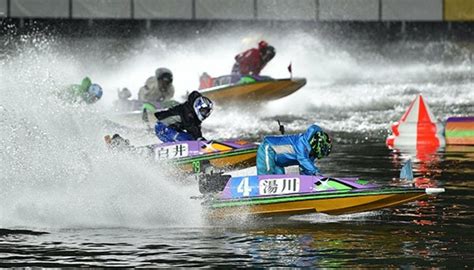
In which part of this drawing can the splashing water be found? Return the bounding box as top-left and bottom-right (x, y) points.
(0, 28), (202, 229)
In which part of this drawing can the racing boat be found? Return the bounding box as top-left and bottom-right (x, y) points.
(106, 135), (258, 174)
(199, 173), (445, 218)
(199, 75), (306, 104)
(161, 140), (258, 173)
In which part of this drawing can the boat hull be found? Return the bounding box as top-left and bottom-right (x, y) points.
(200, 78), (306, 104)
(201, 170), (444, 218)
(175, 147), (257, 173)
(207, 189), (429, 218)
(149, 140), (258, 173)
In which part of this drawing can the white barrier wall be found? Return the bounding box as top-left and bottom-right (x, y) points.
(382, 0), (443, 21)
(320, 0), (379, 21)
(134, 0), (193, 19)
(0, 0), (6, 17)
(196, 0), (254, 20)
(10, 0), (69, 18)
(2, 0), (472, 22)
(72, 0), (131, 19)
(257, 0), (317, 20)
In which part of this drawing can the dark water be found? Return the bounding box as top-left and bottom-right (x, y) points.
(1, 143), (473, 268)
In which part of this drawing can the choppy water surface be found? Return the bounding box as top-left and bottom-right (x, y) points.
(1, 143), (473, 268)
(1, 23), (473, 267)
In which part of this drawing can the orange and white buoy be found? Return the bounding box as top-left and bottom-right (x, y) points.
(386, 95), (445, 151)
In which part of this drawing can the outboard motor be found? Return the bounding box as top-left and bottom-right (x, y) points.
(198, 171), (231, 194)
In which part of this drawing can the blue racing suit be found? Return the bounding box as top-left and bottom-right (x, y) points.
(256, 125), (323, 175)
(155, 122), (194, 142)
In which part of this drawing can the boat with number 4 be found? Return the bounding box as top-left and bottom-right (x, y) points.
(198, 174), (445, 218)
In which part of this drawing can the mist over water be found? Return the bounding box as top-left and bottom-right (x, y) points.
(1, 24), (473, 230)
(0, 29), (203, 229)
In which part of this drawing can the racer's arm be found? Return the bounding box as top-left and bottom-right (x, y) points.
(79, 77), (92, 93)
(138, 76), (156, 101)
(235, 52), (244, 63)
(138, 86), (147, 101)
(163, 85), (175, 100)
(186, 125), (203, 140)
(154, 104), (181, 120)
(298, 157), (320, 175)
(295, 142), (320, 175)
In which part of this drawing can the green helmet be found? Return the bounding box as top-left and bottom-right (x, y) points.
(309, 131), (332, 159)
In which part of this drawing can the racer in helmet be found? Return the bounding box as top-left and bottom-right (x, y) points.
(153, 91), (213, 142)
(309, 131), (332, 159)
(117, 87), (132, 100)
(231, 40), (276, 77)
(193, 95), (213, 121)
(138, 67), (175, 102)
(256, 124), (332, 175)
(84, 83), (103, 104)
(66, 77), (103, 104)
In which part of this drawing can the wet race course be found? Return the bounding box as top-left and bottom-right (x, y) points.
(1, 22), (473, 267)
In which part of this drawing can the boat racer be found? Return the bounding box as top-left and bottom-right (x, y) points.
(154, 90), (213, 142)
(231, 40), (276, 77)
(138, 67), (175, 103)
(256, 124), (332, 175)
(65, 77), (103, 104)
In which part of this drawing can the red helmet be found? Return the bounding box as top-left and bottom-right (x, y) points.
(258, 40), (268, 50)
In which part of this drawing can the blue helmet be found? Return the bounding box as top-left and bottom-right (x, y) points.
(193, 96), (213, 121)
(85, 83), (103, 103)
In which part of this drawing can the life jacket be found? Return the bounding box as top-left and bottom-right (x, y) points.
(234, 48), (263, 76)
(262, 125), (323, 175)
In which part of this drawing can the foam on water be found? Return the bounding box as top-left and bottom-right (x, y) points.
(289, 211), (382, 223)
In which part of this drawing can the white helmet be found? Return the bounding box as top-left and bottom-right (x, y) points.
(193, 96), (213, 121)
